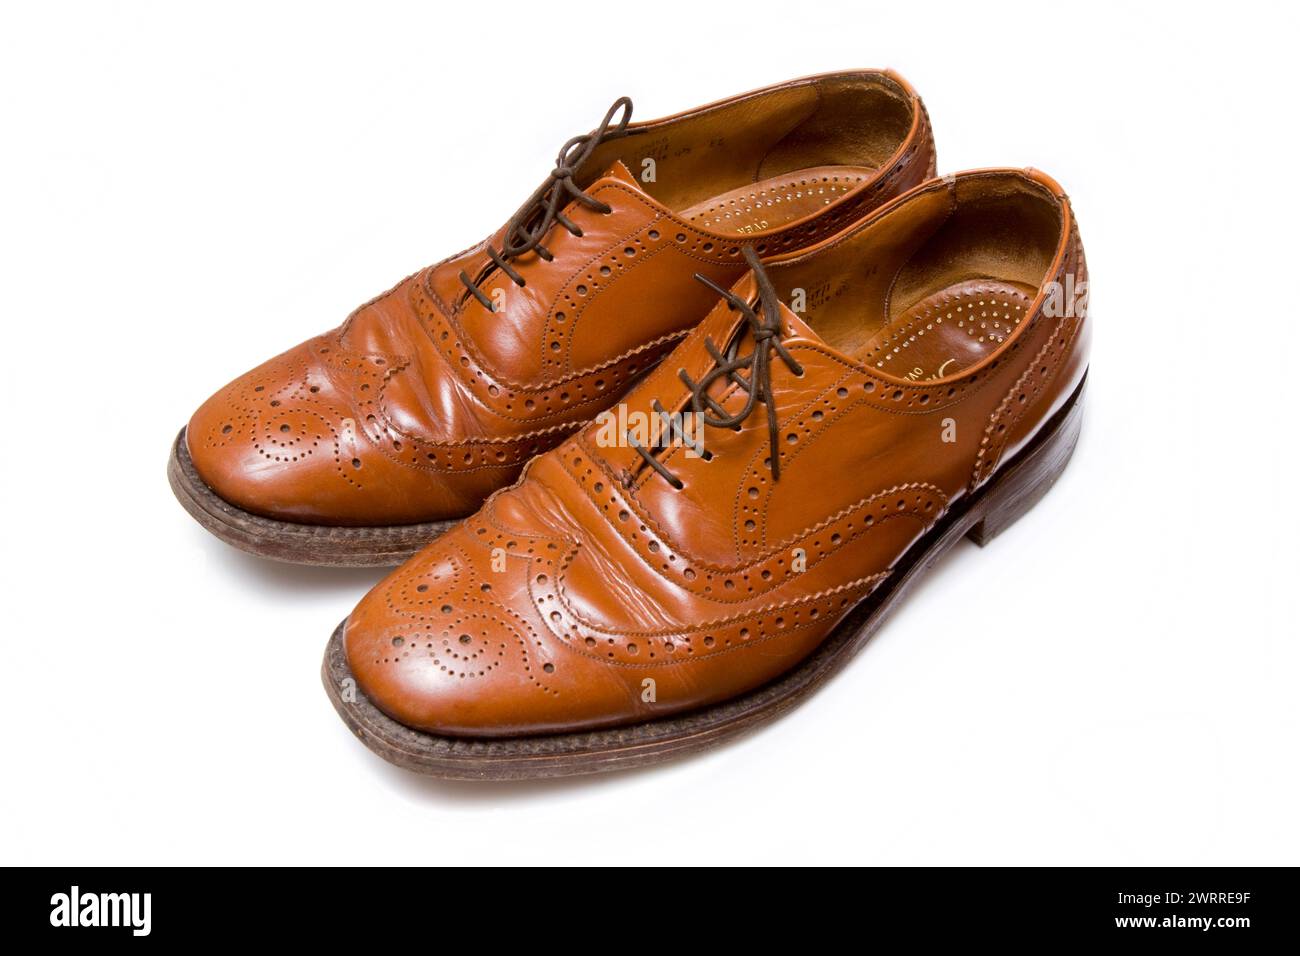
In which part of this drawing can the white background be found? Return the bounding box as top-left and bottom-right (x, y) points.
(2, 1), (1296, 865)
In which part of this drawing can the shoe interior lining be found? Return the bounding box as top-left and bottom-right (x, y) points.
(769, 175), (1064, 379)
(582, 74), (915, 222)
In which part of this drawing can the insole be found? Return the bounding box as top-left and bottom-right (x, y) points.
(855, 280), (1038, 381)
(679, 165), (876, 236)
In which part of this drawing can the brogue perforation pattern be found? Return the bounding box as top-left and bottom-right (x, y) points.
(360, 540), (559, 695)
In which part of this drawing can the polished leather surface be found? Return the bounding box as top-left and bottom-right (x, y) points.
(186, 70), (935, 525)
(344, 168), (1090, 736)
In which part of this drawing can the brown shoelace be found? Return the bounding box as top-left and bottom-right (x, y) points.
(459, 97), (634, 310)
(630, 246), (804, 488)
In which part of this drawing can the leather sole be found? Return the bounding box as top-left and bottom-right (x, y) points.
(167, 428), (454, 567)
(321, 371), (1087, 779)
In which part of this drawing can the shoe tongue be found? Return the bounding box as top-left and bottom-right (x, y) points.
(726, 272), (827, 347)
(688, 274), (829, 413)
(776, 300), (824, 346)
(598, 159), (644, 191)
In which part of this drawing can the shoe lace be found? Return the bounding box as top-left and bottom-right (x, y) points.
(629, 246), (804, 489)
(459, 97), (634, 310)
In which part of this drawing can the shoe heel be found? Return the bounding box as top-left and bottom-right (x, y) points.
(965, 374), (1086, 548)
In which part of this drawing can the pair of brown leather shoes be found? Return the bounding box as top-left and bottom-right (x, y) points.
(170, 70), (1088, 779)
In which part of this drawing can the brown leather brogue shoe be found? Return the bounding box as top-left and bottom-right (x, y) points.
(324, 168), (1089, 779)
(169, 70), (935, 565)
